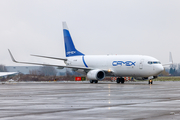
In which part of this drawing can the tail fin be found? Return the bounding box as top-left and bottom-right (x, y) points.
(169, 52), (173, 64)
(63, 22), (84, 57)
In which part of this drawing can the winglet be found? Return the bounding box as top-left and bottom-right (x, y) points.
(8, 49), (17, 63)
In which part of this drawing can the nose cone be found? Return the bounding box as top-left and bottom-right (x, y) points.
(156, 65), (164, 74)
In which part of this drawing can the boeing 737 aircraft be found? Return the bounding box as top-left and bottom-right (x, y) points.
(8, 22), (172, 84)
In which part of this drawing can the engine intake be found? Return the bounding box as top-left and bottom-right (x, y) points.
(87, 69), (105, 80)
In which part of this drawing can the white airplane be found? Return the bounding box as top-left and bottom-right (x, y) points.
(0, 72), (17, 77)
(8, 22), (172, 84)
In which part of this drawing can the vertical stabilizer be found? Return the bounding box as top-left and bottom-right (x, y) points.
(63, 22), (84, 57)
(169, 52), (173, 64)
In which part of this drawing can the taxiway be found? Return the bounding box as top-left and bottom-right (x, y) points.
(0, 81), (180, 120)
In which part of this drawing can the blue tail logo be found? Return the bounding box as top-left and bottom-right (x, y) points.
(63, 22), (84, 57)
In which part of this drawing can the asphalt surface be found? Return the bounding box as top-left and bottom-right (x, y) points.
(0, 81), (180, 120)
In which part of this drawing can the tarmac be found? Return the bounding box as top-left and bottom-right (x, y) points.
(0, 81), (180, 120)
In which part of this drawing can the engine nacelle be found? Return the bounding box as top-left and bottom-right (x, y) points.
(87, 69), (105, 80)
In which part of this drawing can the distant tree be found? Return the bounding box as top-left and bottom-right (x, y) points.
(169, 68), (176, 75)
(66, 69), (71, 76)
(39, 66), (57, 76)
(160, 69), (169, 76)
(65, 68), (74, 80)
(71, 70), (83, 76)
(169, 64), (177, 76)
(176, 63), (180, 75)
(0, 64), (7, 72)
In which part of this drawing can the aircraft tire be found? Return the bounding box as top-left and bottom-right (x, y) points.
(121, 78), (124, 84)
(90, 80), (93, 83)
(149, 80), (153, 84)
(94, 80), (98, 83)
(116, 78), (120, 83)
(151, 81), (153, 84)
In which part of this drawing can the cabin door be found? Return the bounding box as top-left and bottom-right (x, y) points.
(139, 59), (144, 69)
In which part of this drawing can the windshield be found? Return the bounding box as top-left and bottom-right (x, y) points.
(148, 61), (161, 64)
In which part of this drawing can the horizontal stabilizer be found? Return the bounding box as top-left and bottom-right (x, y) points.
(31, 54), (67, 61)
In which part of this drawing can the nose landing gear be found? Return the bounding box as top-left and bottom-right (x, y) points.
(149, 79), (153, 84)
(116, 77), (125, 84)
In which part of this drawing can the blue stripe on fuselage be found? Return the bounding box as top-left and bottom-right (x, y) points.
(82, 56), (88, 67)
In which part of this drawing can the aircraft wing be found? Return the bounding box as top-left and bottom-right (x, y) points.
(8, 50), (114, 74)
(0, 72), (17, 77)
(8, 49), (92, 70)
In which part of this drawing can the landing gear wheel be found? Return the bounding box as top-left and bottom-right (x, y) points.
(94, 80), (98, 83)
(121, 78), (124, 84)
(116, 78), (120, 83)
(90, 80), (93, 83)
(149, 80), (153, 84)
(117, 78), (124, 84)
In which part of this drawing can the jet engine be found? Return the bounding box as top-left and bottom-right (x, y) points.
(87, 69), (105, 80)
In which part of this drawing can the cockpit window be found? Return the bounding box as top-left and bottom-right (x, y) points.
(148, 61), (161, 64)
(148, 61), (152, 64)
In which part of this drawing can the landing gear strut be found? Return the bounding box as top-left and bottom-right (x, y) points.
(149, 79), (153, 84)
(116, 77), (124, 84)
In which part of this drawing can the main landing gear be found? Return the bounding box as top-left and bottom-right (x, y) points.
(149, 79), (153, 84)
(116, 77), (124, 84)
(90, 80), (98, 83)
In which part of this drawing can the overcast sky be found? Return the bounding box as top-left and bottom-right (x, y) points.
(0, 0), (180, 66)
